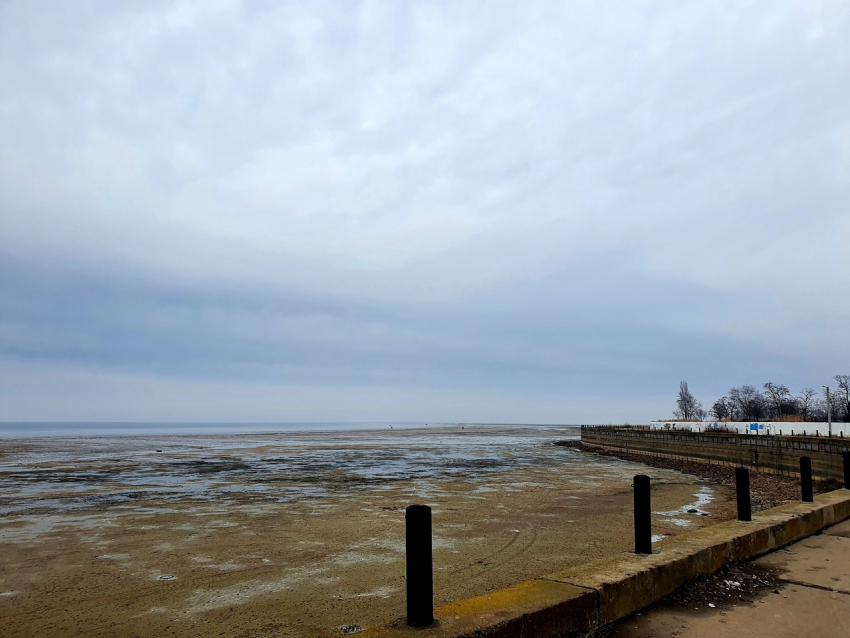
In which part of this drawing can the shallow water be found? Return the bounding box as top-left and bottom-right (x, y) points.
(0, 424), (586, 515)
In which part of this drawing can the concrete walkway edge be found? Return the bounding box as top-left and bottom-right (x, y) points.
(361, 489), (850, 638)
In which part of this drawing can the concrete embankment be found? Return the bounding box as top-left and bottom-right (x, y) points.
(582, 426), (850, 481)
(363, 489), (850, 638)
(607, 518), (850, 637)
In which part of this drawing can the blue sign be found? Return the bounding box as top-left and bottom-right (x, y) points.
(750, 423), (758, 431)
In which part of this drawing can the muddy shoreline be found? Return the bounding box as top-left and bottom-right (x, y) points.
(1, 426), (735, 638)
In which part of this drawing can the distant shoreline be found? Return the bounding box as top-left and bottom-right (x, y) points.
(0, 421), (581, 439)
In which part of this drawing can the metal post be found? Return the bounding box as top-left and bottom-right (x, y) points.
(405, 505), (434, 627)
(825, 386), (832, 438)
(634, 475), (652, 554)
(844, 451), (850, 490)
(800, 457), (813, 503)
(735, 467), (752, 521)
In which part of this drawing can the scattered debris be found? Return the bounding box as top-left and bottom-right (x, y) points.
(662, 561), (780, 609)
(339, 625), (362, 634)
(576, 564), (777, 636)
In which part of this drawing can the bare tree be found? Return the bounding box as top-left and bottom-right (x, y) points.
(711, 396), (732, 420)
(729, 385), (763, 421)
(763, 382), (791, 419)
(797, 388), (817, 422)
(834, 375), (850, 422)
(705, 378), (849, 423)
(674, 381), (702, 420)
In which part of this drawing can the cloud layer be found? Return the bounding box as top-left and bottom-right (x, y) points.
(1, 1), (848, 421)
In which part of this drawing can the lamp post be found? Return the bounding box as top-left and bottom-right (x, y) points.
(823, 386), (832, 438)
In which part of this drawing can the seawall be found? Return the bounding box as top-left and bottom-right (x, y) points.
(363, 490), (850, 637)
(581, 426), (850, 481)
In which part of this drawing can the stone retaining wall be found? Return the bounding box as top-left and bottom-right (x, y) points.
(581, 426), (850, 481)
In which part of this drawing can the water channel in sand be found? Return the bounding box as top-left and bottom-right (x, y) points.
(0, 424), (735, 637)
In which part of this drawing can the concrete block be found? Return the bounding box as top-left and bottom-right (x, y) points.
(545, 546), (702, 625)
(359, 579), (597, 638)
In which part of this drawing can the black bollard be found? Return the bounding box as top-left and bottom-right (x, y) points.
(735, 467), (752, 521)
(844, 451), (850, 490)
(800, 457), (813, 503)
(405, 505), (434, 627)
(634, 474), (652, 554)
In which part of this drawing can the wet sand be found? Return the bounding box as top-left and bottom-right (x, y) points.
(0, 425), (735, 637)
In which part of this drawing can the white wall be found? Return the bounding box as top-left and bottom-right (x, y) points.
(645, 421), (850, 438)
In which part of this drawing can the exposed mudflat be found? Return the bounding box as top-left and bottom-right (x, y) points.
(0, 425), (734, 637)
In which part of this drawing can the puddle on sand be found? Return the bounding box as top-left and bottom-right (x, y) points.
(182, 566), (329, 614)
(339, 586), (397, 599)
(655, 486), (715, 527)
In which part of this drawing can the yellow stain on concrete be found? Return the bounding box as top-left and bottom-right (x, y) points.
(360, 580), (595, 637)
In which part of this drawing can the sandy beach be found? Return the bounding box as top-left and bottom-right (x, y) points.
(0, 425), (734, 637)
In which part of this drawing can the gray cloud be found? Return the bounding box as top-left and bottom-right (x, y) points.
(1, 0), (848, 421)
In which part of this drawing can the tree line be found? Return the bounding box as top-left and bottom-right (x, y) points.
(673, 376), (850, 422)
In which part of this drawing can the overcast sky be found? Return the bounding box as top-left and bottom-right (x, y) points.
(1, 0), (848, 423)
